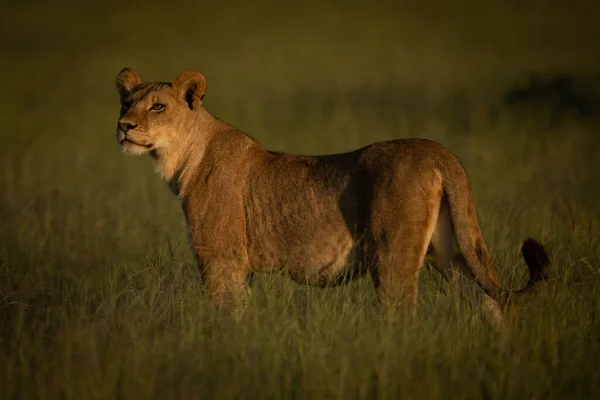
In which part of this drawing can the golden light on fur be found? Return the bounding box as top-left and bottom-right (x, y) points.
(114, 68), (549, 326)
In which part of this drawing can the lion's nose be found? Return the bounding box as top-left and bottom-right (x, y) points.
(118, 120), (138, 132)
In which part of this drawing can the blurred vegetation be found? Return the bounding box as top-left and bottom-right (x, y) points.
(1, 0), (599, 399)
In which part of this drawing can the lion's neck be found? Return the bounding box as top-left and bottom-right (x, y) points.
(150, 107), (226, 197)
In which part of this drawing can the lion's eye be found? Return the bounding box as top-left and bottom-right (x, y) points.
(122, 102), (132, 111)
(150, 103), (165, 111)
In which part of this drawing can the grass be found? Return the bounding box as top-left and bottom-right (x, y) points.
(1, 0), (600, 398)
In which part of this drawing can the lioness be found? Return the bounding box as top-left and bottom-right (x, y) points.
(114, 68), (549, 324)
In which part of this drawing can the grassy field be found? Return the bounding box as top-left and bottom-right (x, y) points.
(1, 0), (600, 398)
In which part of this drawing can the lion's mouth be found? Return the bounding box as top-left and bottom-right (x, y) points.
(121, 138), (153, 149)
(117, 132), (154, 149)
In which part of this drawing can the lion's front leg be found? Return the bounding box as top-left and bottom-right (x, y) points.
(198, 258), (253, 313)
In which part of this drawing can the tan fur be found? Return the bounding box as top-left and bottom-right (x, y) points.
(114, 68), (549, 323)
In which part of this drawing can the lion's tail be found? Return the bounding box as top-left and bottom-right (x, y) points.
(512, 238), (550, 302)
(439, 157), (549, 308)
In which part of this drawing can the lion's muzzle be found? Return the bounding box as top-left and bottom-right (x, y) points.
(115, 129), (153, 149)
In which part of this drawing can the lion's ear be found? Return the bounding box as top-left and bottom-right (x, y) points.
(116, 68), (142, 102)
(172, 71), (206, 110)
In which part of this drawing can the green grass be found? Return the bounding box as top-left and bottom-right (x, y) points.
(1, 0), (600, 398)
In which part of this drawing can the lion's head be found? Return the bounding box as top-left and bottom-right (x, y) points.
(115, 68), (206, 155)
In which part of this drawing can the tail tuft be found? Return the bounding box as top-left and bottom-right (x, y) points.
(521, 237), (550, 282)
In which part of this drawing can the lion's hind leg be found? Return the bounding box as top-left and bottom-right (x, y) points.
(428, 200), (503, 329)
(369, 188), (441, 318)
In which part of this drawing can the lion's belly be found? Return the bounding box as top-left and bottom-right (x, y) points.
(286, 235), (361, 286)
(251, 228), (363, 286)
